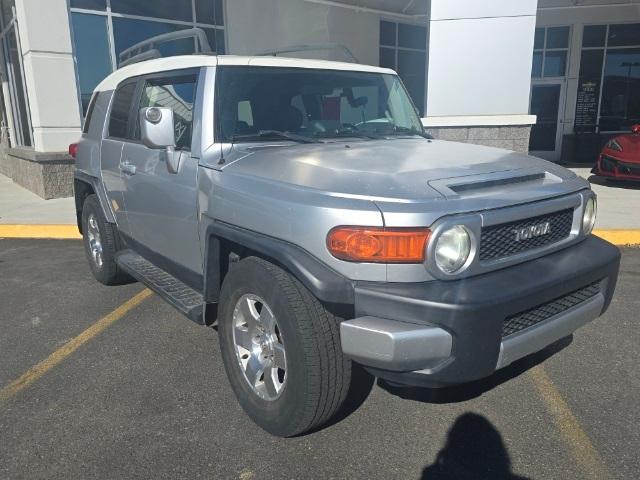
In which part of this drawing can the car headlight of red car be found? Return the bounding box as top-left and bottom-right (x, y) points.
(605, 138), (623, 152)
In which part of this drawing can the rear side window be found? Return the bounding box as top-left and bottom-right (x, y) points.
(108, 82), (137, 139)
(136, 74), (198, 150)
(82, 93), (98, 134)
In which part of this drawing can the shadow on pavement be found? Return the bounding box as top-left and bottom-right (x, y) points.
(588, 174), (640, 190)
(421, 412), (531, 480)
(379, 335), (572, 404)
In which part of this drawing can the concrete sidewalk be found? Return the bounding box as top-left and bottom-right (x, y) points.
(0, 168), (639, 230)
(0, 174), (75, 225)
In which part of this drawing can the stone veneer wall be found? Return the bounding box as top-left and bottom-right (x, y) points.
(424, 125), (532, 154)
(0, 147), (74, 199)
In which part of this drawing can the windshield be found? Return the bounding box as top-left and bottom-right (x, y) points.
(216, 66), (424, 142)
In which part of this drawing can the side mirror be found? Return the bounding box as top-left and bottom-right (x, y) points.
(139, 107), (180, 173)
(631, 124), (640, 135)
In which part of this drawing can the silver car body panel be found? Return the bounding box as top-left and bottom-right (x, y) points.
(82, 62), (594, 284)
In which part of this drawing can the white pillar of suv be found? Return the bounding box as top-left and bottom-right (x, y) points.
(14, 0), (82, 152)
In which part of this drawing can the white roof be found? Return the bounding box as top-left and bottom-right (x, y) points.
(95, 55), (396, 92)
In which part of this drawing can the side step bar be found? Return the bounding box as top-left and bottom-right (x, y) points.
(115, 250), (204, 324)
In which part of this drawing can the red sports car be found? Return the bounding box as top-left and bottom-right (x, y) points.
(592, 124), (640, 181)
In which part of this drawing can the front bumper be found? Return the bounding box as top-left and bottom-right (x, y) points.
(593, 155), (640, 181)
(340, 235), (620, 387)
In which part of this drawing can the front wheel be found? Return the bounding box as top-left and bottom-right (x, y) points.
(218, 257), (352, 437)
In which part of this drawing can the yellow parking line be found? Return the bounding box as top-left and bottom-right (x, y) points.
(594, 229), (640, 246)
(0, 224), (81, 239)
(0, 289), (153, 407)
(530, 366), (611, 480)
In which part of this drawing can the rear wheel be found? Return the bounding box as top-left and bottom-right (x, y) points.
(81, 194), (132, 285)
(218, 257), (352, 437)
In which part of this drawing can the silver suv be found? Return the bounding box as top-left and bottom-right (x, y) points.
(72, 42), (620, 437)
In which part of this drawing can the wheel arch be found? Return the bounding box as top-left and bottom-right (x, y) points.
(203, 221), (355, 316)
(74, 171), (115, 234)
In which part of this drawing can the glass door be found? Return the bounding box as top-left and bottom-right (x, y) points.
(529, 81), (566, 161)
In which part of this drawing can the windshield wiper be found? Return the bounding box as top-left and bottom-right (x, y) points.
(331, 127), (384, 140)
(380, 126), (433, 139)
(232, 130), (320, 144)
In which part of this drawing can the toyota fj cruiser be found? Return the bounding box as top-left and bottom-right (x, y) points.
(72, 32), (620, 437)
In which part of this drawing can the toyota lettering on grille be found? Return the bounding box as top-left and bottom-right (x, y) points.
(512, 222), (551, 242)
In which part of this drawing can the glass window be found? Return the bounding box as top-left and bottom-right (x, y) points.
(109, 82), (137, 139)
(82, 93), (98, 134)
(600, 48), (640, 131)
(195, 0), (224, 26)
(529, 84), (561, 151)
(137, 75), (197, 150)
(112, 18), (194, 63)
(397, 49), (426, 114)
(215, 67), (424, 143)
(378, 20), (427, 115)
(204, 28), (226, 54)
(379, 47), (395, 69)
(6, 26), (31, 146)
(534, 28), (544, 49)
(398, 23), (426, 49)
(543, 51), (567, 77)
(582, 25), (606, 47)
(608, 24), (640, 47)
(110, 0), (192, 23)
(0, 0), (14, 28)
(70, 0), (106, 10)
(546, 26), (570, 49)
(532, 52), (543, 78)
(532, 25), (570, 79)
(71, 13), (113, 113)
(380, 21), (396, 46)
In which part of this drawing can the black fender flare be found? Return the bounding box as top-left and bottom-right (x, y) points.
(203, 221), (355, 306)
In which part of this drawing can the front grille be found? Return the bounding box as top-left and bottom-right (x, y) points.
(479, 209), (573, 261)
(502, 281), (601, 338)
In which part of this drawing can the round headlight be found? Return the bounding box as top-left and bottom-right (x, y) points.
(582, 197), (597, 235)
(434, 225), (471, 274)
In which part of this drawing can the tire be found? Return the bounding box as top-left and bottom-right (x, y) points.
(218, 256), (352, 437)
(81, 194), (133, 285)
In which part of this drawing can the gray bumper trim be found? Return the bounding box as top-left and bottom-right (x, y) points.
(496, 292), (605, 369)
(340, 316), (452, 371)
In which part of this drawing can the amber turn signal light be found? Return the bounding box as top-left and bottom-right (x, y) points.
(327, 226), (431, 263)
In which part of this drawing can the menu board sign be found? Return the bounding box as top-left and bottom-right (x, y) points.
(575, 81), (599, 132)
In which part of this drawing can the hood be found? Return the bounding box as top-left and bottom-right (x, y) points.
(222, 138), (579, 204)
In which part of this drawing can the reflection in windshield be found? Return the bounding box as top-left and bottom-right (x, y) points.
(216, 66), (425, 142)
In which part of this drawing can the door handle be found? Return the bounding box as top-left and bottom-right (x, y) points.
(120, 160), (136, 176)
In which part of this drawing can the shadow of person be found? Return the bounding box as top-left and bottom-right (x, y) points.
(421, 413), (530, 480)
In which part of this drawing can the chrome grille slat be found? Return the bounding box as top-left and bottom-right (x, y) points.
(479, 208), (573, 261)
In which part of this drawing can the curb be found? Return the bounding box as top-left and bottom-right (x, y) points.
(1, 225), (639, 245)
(0, 225), (81, 239)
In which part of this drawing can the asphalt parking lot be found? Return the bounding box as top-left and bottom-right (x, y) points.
(1, 239), (639, 480)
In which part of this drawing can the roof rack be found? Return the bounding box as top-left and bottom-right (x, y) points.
(118, 28), (213, 68)
(256, 43), (359, 63)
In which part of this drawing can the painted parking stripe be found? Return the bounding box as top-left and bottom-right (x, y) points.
(0, 289), (153, 407)
(0, 224), (81, 239)
(530, 366), (611, 480)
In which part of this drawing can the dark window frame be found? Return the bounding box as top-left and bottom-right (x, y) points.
(82, 92), (98, 134)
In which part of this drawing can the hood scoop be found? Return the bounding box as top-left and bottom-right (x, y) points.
(429, 168), (561, 199)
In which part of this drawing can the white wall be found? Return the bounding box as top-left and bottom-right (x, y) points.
(15, 0), (82, 152)
(426, 0), (538, 120)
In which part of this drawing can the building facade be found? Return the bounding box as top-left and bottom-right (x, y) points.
(0, 0), (637, 198)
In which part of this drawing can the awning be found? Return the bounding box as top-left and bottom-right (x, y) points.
(304, 0), (428, 17)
